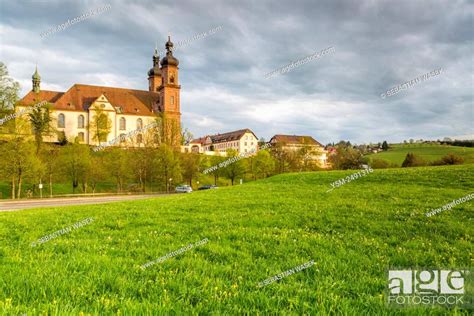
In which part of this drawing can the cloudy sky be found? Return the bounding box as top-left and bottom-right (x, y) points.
(0, 0), (472, 144)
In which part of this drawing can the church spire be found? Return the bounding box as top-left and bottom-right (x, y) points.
(153, 44), (160, 67)
(165, 35), (174, 54)
(148, 45), (162, 92)
(32, 65), (41, 93)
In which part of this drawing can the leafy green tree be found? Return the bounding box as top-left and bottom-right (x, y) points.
(0, 62), (20, 112)
(89, 104), (112, 145)
(328, 145), (363, 170)
(27, 103), (54, 154)
(154, 144), (181, 192)
(62, 142), (91, 193)
(181, 127), (194, 145)
(246, 155), (257, 180)
(0, 139), (43, 198)
(159, 112), (181, 148)
(401, 153), (426, 167)
(208, 154), (225, 185)
(270, 142), (289, 173)
(223, 149), (246, 185)
(87, 154), (107, 194)
(382, 141), (389, 151)
(181, 152), (200, 186)
(40, 144), (61, 197)
(298, 144), (324, 171)
(254, 150), (275, 178)
(106, 147), (130, 192)
(129, 147), (156, 192)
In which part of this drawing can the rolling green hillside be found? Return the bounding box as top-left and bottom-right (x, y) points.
(366, 143), (474, 165)
(0, 165), (473, 314)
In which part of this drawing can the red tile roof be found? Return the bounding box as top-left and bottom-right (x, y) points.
(270, 134), (323, 147)
(19, 90), (64, 105)
(19, 84), (160, 116)
(211, 129), (257, 143)
(190, 136), (209, 145)
(192, 129), (257, 145)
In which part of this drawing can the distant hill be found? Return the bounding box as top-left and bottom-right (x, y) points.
(365, 143), (474, 166)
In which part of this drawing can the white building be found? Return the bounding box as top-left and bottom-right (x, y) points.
(183, 129), (259, 156)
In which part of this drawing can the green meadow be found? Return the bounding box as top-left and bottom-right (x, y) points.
(0, 165), (473, 314)
(366, 144), (474, 165)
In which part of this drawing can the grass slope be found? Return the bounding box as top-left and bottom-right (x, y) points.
(0, 165), (473, 315)
(366, 144), (474, 165)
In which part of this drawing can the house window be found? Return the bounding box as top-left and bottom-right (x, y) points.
(245, 142), (247, 146)
(119, 133), (126, 143)
(137, 134), (143, 144)
(58, 113), (65, 128)
(119, 117), (126, 130)
(136, 118), (143, 129)
(78, 115), (84, 129)
(78, 132), (85, 142)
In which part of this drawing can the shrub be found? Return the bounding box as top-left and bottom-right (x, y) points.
(401, 153), (426, 167)
(370, 158), (397, 169)
(431, 153), (464, 166)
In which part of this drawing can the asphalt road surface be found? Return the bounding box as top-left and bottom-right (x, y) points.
(0, 194), (169, 212)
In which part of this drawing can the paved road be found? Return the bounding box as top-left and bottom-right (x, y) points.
(0, 194), (169, 212)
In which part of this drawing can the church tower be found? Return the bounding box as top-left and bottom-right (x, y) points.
(148, 46), (162, 92)
(159, 36), (181, 147)
(32, 66), (41, 93)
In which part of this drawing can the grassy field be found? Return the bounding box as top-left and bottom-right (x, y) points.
(0, 165), (473, 314)
(366, 144), (474, 165)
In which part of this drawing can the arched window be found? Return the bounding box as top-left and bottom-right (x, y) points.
(78, 115), (84, 129)
(77, 132), (85, 142)
(136, 118), (143, 129)
(119, 117), (126, 130)
(58, 113), (65, 128)
(137, 134), (143, 144)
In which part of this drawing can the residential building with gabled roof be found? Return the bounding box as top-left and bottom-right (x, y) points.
(183, 128), (259, 156)
(269, 134), (328, 168)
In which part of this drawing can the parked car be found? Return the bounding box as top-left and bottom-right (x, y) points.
(198, 185), (218, 190)
(175, 185), (193, 193)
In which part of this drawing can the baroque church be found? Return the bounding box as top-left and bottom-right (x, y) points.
(17, 37), (181, 147)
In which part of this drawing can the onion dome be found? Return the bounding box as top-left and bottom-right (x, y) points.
(161, 36), (179, 67)
(148, 48), (162, 76)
